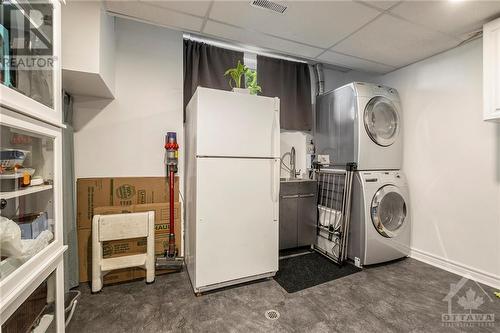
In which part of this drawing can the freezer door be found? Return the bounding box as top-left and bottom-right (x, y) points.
(195, 157), (280, 288)
(196, 88), (280, 158)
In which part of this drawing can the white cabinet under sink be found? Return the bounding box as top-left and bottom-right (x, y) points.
(483, 17), (500, 122)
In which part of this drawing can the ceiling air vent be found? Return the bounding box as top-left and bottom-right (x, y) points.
(250, 0), (287, 14)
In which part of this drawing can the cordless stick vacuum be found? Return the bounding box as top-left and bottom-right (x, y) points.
(155, 132), (183, 272)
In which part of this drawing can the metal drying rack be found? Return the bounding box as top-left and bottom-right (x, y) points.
(313, 163), (356, 265)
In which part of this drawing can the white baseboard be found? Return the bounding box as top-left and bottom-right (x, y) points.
(410, 247), (500, 290)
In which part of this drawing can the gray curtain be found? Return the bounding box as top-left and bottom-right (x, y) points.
(183, 39), (244, 119)
(62, 91), (78, 290)
(257, 55), (312, 131)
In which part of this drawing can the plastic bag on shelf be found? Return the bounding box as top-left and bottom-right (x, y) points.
(0, 216), (23, 257)
(0, 229), (53, 279)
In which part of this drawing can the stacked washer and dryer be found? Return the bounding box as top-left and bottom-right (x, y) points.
(315, 82), (411, 267)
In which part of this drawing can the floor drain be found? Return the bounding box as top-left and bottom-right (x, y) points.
(265, 309), (280, 320)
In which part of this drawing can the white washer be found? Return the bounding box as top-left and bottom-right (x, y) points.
(315, 82), (403, 170)
(348, 170), (411, 266)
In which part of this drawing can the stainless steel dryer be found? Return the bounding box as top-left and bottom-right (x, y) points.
(315, 82), (402, 170)
(348, 170), (411, 266)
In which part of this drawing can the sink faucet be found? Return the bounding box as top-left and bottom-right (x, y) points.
(281, 147), (300, 179)
(290, 147), (297, 179)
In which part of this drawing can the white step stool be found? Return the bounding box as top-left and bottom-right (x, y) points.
(92, 211), (155, 292)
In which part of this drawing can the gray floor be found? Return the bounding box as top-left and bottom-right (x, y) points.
(68, 258), (499, 332)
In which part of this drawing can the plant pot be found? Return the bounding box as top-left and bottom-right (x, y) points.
(232, 88), (251, 94)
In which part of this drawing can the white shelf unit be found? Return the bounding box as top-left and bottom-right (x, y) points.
(0, 108), (65, 332)
(483, 17), (500, 122)
(0, 109), (65, 332)
(0, 184), (54, 200)
(0, 1), (66, 330)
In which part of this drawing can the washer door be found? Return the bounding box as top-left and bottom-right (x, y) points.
(371, 185), (407, 238)
(364, 96), (400, 147)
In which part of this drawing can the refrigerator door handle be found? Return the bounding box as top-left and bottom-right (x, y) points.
(272, 159), (280, 203)
(271, 99), (280, 158)
(272, 158), (280, 221)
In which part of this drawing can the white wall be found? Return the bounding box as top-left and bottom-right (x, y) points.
(280, 131), (312, 179)
(73, 18), (183, 181)
(379, 39), (500, 287)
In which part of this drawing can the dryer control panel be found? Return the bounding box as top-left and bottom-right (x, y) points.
(360, 171), (406, 185)
(354, 82), (400, 100)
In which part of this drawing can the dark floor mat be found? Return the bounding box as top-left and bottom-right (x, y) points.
(279, 246), (312, 258)
(273, 252), (362, 293)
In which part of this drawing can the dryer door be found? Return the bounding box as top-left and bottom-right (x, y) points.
(371, 185), (407, 238)
(364, 96), (400, 147)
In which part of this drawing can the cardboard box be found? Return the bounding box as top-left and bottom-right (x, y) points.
(103, 235), (170, 258)
(77, 177), (179, 229)
(77, 228), (92, 283)
(102, 237), (147, 258)
(134, 266), (177, 279)
(77, 203), (181, 283)
(103, 268), (136, 285)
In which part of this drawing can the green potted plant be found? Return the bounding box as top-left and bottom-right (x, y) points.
(244, 68), (262, 95)
(224, 61), (262, 95)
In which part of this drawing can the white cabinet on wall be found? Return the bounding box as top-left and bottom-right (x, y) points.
(61, 1), (115, 98)
(483, 17), (500, 122)
(0, 1), (66, 331)
(0, 0), (62, 127)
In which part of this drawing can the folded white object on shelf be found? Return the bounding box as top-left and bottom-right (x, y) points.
(318, 205), (343, 231)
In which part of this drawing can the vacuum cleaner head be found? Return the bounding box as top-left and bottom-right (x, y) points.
(155, 256), (184, 272)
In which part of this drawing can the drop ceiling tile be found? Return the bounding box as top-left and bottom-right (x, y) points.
(105, 1), (204, 32)
(139, 0), (211, 18)
(203, 20), (323, 59)
(332, 14), (460, 68)
(209, 1), (380, 48)
(360, 1), (401, 11)
(391, 1), (500, 38)
(317, 51), (395, 74)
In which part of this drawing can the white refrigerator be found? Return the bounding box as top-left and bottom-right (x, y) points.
(185, 87), (280, 293)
